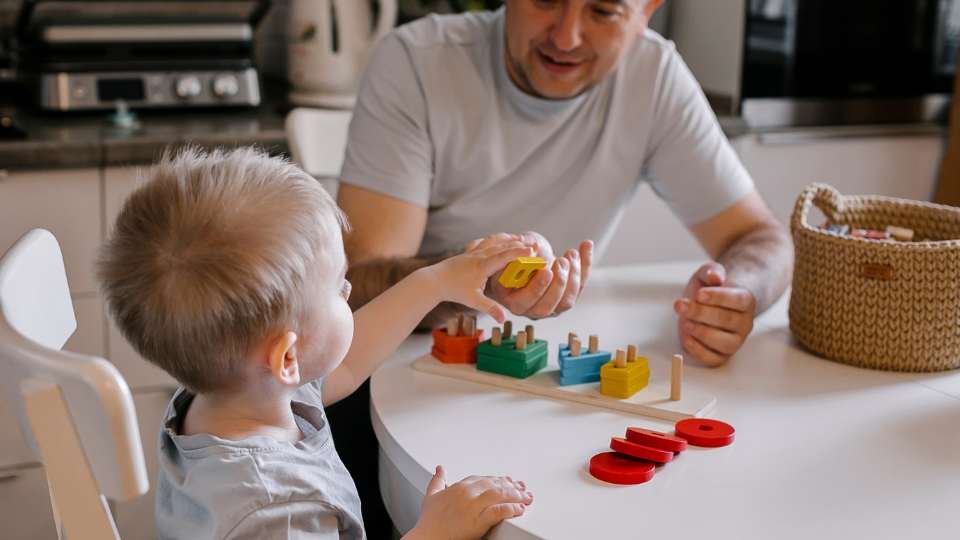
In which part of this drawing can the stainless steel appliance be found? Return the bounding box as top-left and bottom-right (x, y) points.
(16, 0), (270, 111)
(670, 0), (960, 128)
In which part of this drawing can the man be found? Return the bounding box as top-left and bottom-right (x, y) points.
(331, 0), (792, 533)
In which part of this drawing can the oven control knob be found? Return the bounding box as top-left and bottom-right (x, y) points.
(212, 75), (240, 98)
(175, 76), (203, 99)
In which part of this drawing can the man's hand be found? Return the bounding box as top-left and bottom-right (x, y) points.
(673, 262), (757, 366)
(405, 466), (533, 540)
(467, 232), (593, 320)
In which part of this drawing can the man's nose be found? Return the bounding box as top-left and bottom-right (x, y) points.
(549, 7), (583, 52)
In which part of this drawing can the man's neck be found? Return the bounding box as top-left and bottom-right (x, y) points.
(182, 386), (303, 443)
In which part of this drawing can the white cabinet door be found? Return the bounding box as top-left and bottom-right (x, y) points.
(64, 295), (106, 358)
(0, 168), (102, 294)
(0, 465), (58, 540)
(114, 389), (175, 540)
(103, 166), (175, 390)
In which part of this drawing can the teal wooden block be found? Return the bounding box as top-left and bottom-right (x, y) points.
(558, 345), (611, 386)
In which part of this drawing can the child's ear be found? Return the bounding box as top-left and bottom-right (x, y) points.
(268, 331), (301, 387)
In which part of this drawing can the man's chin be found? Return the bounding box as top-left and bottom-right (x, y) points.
(529, 80), (589, 101)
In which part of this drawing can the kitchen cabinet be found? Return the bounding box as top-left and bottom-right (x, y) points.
(0, 168), (102, 294)
(0, 465), (58, 540)
(113, 389), (176, 540)
(0, 166), (173, 538)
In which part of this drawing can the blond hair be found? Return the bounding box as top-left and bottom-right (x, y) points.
(98, 146), (347, 393)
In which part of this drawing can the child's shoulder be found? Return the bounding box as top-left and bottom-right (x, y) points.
(156, 386), (363, 538)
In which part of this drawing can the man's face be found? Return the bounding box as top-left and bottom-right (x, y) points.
(504, 0), (661, 100)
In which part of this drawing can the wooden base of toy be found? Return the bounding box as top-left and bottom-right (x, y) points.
(412, 354), (717, 422)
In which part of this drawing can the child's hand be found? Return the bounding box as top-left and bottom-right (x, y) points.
(407, 466), (533, 540)
(424, 242), (534, 323)
(467, 231), (593, 320)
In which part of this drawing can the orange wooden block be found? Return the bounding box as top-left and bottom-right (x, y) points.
(431, 327), (484, 364)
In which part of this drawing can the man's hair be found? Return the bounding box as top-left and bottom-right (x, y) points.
(97, 146), (347, 393)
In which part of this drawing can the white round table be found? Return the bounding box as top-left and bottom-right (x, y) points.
(371, 262), (960, 539)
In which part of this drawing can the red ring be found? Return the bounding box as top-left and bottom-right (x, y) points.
(674, 418), (735, 448)
(626, 427), (688, 453)
(589, 452), (656, 485)
(610, 437), (674, 463)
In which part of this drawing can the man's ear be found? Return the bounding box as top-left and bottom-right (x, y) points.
(644, 0), (665, 19)
(636, 0), (665, 34)
(268, 331), (301, 387)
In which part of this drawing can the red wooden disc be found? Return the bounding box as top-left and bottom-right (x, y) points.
(589, 452), (656, 485)
(674, 418), (735, 448)
(610, 437), (674, 463)
(626, 427), (688, 453)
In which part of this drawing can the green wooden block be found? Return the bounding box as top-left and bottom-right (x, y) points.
(476, 338), (548, 379)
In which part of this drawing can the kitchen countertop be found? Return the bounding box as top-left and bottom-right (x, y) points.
(0, 83), (290, 171)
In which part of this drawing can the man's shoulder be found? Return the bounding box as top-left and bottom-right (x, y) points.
(621, 29), (680, 77)
(392, 10), (498, 52)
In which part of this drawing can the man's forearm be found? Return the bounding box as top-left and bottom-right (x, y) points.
(347, 256), (470, 328)
(718, 223), (793, 314)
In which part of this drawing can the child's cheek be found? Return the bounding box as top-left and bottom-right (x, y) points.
(329, 300), (355, 367)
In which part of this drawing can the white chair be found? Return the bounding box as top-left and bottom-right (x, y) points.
(0, 229), (148, 540)
(285, 107), (353, 195)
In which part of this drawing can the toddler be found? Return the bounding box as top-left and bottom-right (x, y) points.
(98, 147), (534, 539)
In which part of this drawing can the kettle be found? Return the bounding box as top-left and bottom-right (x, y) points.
(287, 0), (397, 109)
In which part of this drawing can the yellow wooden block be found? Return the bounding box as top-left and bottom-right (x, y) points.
(498, 257), (548, 288)
(600, 357), (650, 399)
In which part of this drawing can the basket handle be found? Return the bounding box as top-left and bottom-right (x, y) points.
(791, 183), (845, 233)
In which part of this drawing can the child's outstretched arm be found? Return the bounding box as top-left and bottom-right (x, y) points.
(404, 466), (533, 540)
(322, 242), (533, 406)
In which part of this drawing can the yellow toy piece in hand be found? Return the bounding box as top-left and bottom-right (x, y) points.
(498, 257), (547, 288)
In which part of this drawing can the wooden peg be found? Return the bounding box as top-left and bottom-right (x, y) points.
(525, 324), (535, 343)
(589, 335), (599, 354)
(491, 327), (502, 346)
(568, 332), (578, 349)
(503, 321), (513, 339)
(457, 313), (465, 335)
(615, 349), (627, 368)
(463, 315), (475, 337)
(671, 354), (683, 401)
(570, 337), (582, 356)
(516, 331), (527, 350)
(886, 225), (914, 242)
(470, 315), (478, 335)
(446, 317), (459, 337)
(627, 345), (637, 362)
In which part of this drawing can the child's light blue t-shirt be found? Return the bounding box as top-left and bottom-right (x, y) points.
(155, 383), (365, 539)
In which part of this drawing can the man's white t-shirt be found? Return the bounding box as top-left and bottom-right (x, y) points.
(340, 9), (754, 258)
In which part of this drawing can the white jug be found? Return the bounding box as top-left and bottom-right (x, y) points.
(287, 0), (397, 109)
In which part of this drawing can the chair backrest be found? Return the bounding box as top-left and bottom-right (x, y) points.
(285, 107), (353, 194)
(0, 229), (148, 538)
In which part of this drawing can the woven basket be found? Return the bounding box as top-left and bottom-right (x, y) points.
(789, 183), (960, 372)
